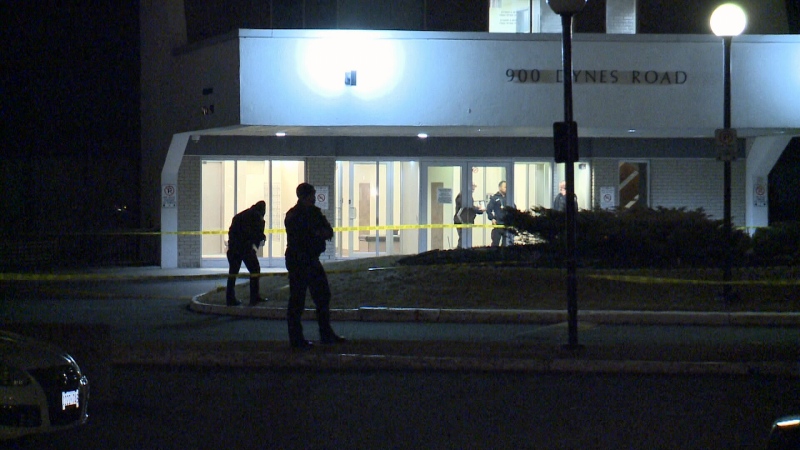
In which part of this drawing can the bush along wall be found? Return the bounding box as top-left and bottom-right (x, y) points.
(505, 206), (754, 269)
(751, 221), (800, 266)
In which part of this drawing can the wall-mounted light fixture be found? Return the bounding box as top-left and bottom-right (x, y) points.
(275, 132), (286, 137)
(417, 133), (428, 139)
(345, 70), (357, 86)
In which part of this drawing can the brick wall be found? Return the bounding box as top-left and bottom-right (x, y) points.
(592, 158), (746, 226)
(178, 156), (202, 267)
(651, 159), (745, 225)
(591, 159), (618, 209)
(306, 157), (337, 260)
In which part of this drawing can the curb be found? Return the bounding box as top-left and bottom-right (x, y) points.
(111, 344), (800, 377)
(189, 295), (800, 326)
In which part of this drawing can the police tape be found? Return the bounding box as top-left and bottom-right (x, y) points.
(587, 273), (800, 286)
(0, 267), (371, 282)
(3, 265), (798, 287)
(76, 223), (767, 236)
(101, 223), (505, 236)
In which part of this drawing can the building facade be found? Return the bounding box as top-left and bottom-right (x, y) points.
(141, 2), (800, 268)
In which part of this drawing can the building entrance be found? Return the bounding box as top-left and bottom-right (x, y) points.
(335, 161), (419, 258)
(420, 161), (514, 252)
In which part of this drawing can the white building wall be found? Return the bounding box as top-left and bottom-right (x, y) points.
(238, 31), (800, 138)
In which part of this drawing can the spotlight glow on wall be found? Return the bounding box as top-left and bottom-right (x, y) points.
(296, 32), (405, 100)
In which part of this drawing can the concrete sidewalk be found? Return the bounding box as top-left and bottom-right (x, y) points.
(7, 266), (798, 377)
(175, 270), (800, 377)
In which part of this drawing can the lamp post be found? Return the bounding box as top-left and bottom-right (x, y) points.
(548, 0), (587, 349)
(710, 3), (746, 303)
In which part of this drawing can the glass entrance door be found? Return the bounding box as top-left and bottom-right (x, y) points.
(419, 161), (512, 252)
(419, 163), (461, 252)
(336, 160), (418, 258)
(467, 163), (511, 248)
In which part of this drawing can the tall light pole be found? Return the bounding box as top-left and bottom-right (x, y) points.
(710, 3), (746, 303)
(548, 0), (587, 349)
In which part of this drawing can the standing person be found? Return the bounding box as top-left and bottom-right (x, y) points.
(226, 201), (267, 306)
(454, 183), (485, 249)
(486, 180), (513, 247)
(552, 180), (577, 213)
(552, 181), (568, 212)
(284, 182), (346, 349)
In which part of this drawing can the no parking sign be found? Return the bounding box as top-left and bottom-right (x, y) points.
(315, 186), (329, 210)
(600, 186), (615, 210)
(162, 184), (176, 208)
(753, 176), (767, 207)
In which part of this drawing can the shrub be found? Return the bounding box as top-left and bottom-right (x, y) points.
(751, 221), (800, 265)
(505, 205), (752, 269)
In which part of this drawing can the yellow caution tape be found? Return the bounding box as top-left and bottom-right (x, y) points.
(587, 273), (800, 286)
(143, 223), (505, 236)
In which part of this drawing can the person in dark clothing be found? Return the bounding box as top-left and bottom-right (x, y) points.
(486, 180), (513, 247)
(553, 181), (568, 212)
(284, 183), (346, 350)
(454, 183), (485, 249)
(226, 200), (267, 306)
(552, 180), (578, 213)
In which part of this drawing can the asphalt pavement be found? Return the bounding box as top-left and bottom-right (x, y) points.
(3, 265), (800, 378)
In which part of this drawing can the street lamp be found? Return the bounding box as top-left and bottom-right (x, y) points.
(710, 3), (746, 303)
(548, 0), (587, 349)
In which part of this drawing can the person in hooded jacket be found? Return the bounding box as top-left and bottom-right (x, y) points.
(284, 183), (346, 349)
(226, 200), (267, 306)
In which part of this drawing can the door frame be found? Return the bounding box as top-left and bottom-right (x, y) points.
(419, 160), (513, 253)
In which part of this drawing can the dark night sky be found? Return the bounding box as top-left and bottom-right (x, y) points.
(2, 1), (799, 233)
(4, 3), (140, 157)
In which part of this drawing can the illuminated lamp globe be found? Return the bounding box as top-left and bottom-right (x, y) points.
(547, 0), (588, 15)
(710, 3), (747, 37)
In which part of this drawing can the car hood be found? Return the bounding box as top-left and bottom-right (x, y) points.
(0, 330), (73, 369)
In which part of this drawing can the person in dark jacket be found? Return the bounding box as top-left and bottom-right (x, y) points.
(454, 183), (485, 249)
(284, 183), (346, 349)
(226, 200), (267, 306)
(486, 180), (513, 247)
(552, 180), (578, 213)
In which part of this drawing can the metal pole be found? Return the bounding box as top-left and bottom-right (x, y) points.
(722, 36), (733, 302)
(561, 13), (579, 348)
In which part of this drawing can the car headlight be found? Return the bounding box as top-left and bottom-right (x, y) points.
(0, 363), (31, 387)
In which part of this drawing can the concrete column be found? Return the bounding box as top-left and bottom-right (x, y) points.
(745, 135), (792, 234)
(160, 132), (191, 268)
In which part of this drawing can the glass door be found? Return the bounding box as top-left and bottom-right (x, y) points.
(419, 163), (462, 252)
(467, 163), (512, 248)
(554, 162), (591, 210)
(336, 160), (417, 258)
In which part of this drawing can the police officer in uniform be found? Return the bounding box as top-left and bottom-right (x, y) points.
(284, 183), (346, 349)
(226, 200), (267, 306)
(486, 180), (513, 247)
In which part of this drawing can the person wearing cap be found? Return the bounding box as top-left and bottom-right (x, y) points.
(284, 182), (346, 349)
(226, 200), (267, 306)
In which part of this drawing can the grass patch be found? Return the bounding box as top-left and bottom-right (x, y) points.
(221, 255), (800, 312)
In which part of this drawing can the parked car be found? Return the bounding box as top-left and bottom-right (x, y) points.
(0, 330), (89, 441)
(767, 415), (800, 449)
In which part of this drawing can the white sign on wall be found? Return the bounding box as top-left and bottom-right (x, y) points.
(753, 176), (767, 207)
(437, 188), (453, 204)
(162, 184), (176, 208)
(315, 186), (329, 210)
(600, 186), (616, 210)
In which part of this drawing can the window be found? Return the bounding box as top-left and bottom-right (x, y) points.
(201, 159), (304, 260)
(619, 161), (648, 208)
